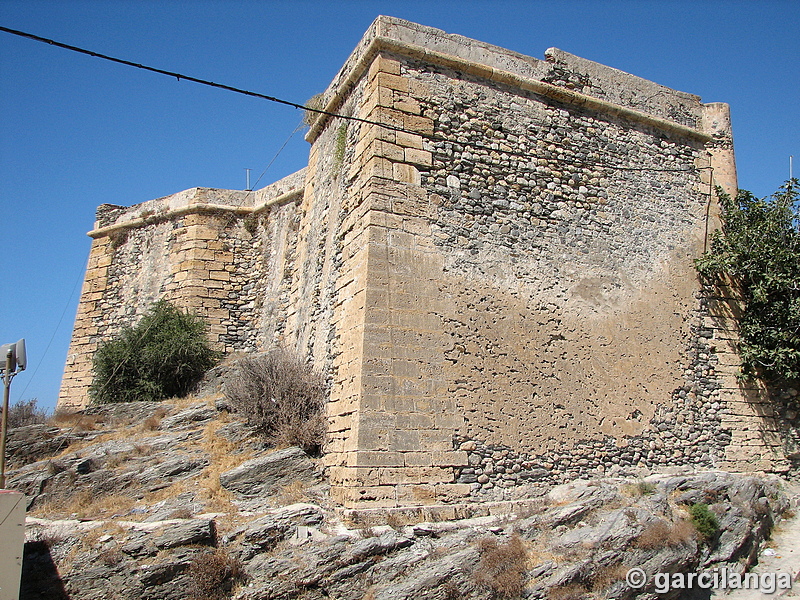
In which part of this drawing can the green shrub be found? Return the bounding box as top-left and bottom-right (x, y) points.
(224, 349), (326, 454)
(695, 179), (800, 382)
(689, 503), (720, 543)
(90, 300), (220, 404)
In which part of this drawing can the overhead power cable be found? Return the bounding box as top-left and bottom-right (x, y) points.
(0, 25), (411, 133)
(1, 24), (707, 173)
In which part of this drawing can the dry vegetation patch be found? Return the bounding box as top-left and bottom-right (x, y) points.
(224, 349), (326, 454)
(188, 548), (245, 600)
(473, 533), (529, 599)
(635, 517), (696, 548)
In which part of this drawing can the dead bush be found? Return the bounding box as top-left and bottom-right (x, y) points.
(168, 507), (195, 519)
(302, 93), (325, 126)
(635, 518), (696, 548)
(224, 350), (326, 454)
(474, 533), (528, 599)
(98, 546), (124, 566)
(7, 398), (48, 427)
(189, 548), (244, 600)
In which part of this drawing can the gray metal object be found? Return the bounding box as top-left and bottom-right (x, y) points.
(1, 339), (26, 489)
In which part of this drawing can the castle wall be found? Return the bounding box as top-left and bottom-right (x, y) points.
(59, 174), (307, 409)
(60, 16), (792, 508)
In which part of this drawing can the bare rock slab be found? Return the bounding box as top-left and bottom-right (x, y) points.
(219, 446), (320, 497)
(153, 518), (216, 549)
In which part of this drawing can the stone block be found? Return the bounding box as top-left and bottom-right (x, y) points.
(395, 484), (437, 506)
(328, 466), (377, 487)
(418, 430), (453, 452)
(373, 72), (408, 93)
(332, 485), (397, 509)
(394, 97), (422, 115)
(397, 413), (434, 430)
(358, 428), (392, 451)
(430, 451), (469, 467)
(377, 141), (406, 162)
(435, 483), (472, 503)
(402, 452), (433, 467)
(368, 54), (401, 79)
(395, 131), (424, 149)
(389, 428), (420, 451)
(377, 466), (452, 486)
(185, 225), (219, 240)
(404, 148), (432, 167)
(360, 87), (394, 116)
(435, 414), (465, 430)
(402, 216), (432, 236)
(365, 210), (404, 230)
(391, 162), (421, 186)
(355, 156), (393, 180)
(209, 270), (231, 281)
(363, 106), (406, 129)
(402, 114), (434, 136)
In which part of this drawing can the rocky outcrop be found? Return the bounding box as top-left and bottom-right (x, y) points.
(9, 399), (798, 600)
(219, 447), (321, 497)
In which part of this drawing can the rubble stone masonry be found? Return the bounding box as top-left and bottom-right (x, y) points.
(59, 17), (795, 509)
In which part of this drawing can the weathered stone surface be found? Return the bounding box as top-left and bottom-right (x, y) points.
(219, 447), (320, 497)
(234, 503), (324, 555)
(153, 518), (216, 549)
(5, 424), (92, 467)
(158, 403), (216, 430)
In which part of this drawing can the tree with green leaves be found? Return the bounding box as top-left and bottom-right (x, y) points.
(90, 300), (220, 403)
(695, 179), (800, 382)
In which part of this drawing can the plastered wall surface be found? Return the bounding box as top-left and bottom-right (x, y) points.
(60, 16), (793, 508)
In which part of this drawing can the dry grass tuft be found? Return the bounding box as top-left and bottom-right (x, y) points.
(474, 533), (529, 599)
(142, 406), (169, 431)
(77, 493), (137, 519)
(635, 518), (696, 548)
(441, 581), (461, 600)
(276, 480), (308, 506)
(48, 410), (107, 431)
(192, 420), (251, 514)
(589, 563), (629, 592)
(168, 507), (195, 519)
(302, 93), (326, 126)
(385, 512), (406, 530)
(547, 583), (590, 600)
(621, 479), (656, 497)
(98, 546), (125, 566)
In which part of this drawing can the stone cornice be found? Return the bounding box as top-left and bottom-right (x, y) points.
(305, 35), (712, 145)
(87, 187), (303, 239)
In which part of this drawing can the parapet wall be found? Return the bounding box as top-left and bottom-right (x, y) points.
(60, 16), (793, 507)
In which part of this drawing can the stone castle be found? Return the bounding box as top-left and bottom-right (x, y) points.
(59, 17), (793, 511)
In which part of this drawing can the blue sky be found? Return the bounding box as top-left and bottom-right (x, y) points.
(1, 0), (798, 412)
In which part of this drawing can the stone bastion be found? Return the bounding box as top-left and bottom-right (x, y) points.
(58, 16), (794, 511)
